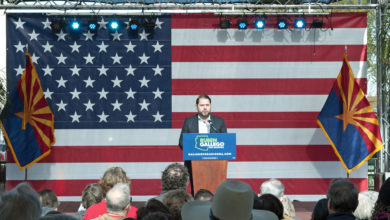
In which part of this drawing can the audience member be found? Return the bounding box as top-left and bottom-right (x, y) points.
(39, 213), (78, 220)
(311, 198), (328, 220)
(141, 212), (171, 220)
(0, 182), (42, 220)
(75, 184), (104, 220)
(91, 183), (131, 220)
(372, 178), (390, 220)
(327, 179), (359, 220)
(255, 194), (285, 220)
(181, 180), (278, 220)
(83, 167), (137, 220)
(353, 191), (378, 220)
(163, 189), (193, 220)
(137, 199), (171, 220)
(194, 189), (213, 201)
(39, 189), (60, 216)
(260, 178), (296, 219)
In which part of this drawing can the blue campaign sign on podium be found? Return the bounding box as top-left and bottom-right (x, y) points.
(183, 133), (236, 160)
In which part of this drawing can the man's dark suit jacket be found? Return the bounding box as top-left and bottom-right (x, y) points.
(178, 114), (227, 195)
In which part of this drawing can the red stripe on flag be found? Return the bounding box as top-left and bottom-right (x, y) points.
(171, 13), (367, 29)
(172, 45), (367, 62)
(6, 178), (368, 196)
(172, 79), (367, 95)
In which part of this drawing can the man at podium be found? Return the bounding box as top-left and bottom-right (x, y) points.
(179, 94), (227, 195)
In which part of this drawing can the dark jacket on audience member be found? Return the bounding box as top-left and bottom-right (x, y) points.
(326, 212), (356, 220)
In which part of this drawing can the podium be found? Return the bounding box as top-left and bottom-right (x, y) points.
(183, 133), (236, 194)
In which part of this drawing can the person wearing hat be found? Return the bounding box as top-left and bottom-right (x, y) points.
(181, 180), (278, 220)
(372, 178), (390, 220)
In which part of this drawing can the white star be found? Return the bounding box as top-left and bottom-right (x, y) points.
(42, 18), (51, 29)
(56, 76), (67, 88)
(125, 111), (136, 122)
(152, 41), (164, 53)
(42, 65), (53, 76)
(14, 18), (25, 29)
(97, 111), (109, 122)
(153, 111), (164, 122)
(98, 18), (108, 29)
(69, 41), (81, 53)
(84, 76), (95, 88)
(43, 88), (53, 100)
(153, 65), (164, 76)
(125, 88), (136, 99)
(56, 53), (67, 64)
(70, 65), (81, 76)
(70, 111), (81, 123)
(56, 100), (67, 112)
(139, 30), (150, 41)
(125, 65), (136, 76)
(83, 31), (95, 41)
(14, 41), (25, 53)
(111, 31), (122, 41)
(153, 88), (164, 99)
(28, 30), (39, 41)
(31, 53), (39, 64)
(98, 88), (109, 99)
(111, 53), (122, 64)
(111, 100), (123, 111)
(42, 41), (53, 53)
(15, 65), (24, 76)
(70, 88), (81, 99)
(139, 99), (150, 111)
(139, 76), (150, 88)
(84, 53), (95, 64)
(56, 30), (67, 41)
(155, 18), (164, 29)
(138, 53), (150, 64)
(98, 65), (109, 76)
(84, 99), (95, 111)
(125, 41), (136, 53)
(97, 41), (108, 53)
(111, 76), (122, 88)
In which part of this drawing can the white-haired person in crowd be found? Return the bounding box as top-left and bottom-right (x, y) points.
(353, 190), (378, 220)
(260, 178), (296, 219)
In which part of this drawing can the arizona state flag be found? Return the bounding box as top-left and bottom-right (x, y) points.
(317, 54), (383, 173)
(1, 52), (55, 170)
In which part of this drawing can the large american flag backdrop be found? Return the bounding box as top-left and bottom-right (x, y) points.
(5, 12), (368, 202)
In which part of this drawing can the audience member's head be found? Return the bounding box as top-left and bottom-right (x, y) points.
(311, 198), (328, 220)
(327, 179), (359, 214)
(141, 211), (171, 220)
(99, 167), (131, 197)
(194, 189), (213, 201)
(255, 194), (284, 220)
(137, 199), (171, 220)
(105, 183), (131, 217)
(372, 178), (390, 220)
(0, 182), (42, 220)
(354, 191), (378, 220)
(38, 189), (59, 216)
(161, 163), (189, 192)
(39, 213), (77, 220)
(81, 183), (104, 209)
(181, 180), (278, 220)
(163, 189), (193, 220)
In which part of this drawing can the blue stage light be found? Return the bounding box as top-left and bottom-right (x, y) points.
(295, 18), (306, 29)
(277, 19), (287, 29)
(254, 19), (266, 29)
(129, 20), (139, 31)
(70, 21), (81, 30)
(108, 20), (120, 31)
(237, 19), (247, 30)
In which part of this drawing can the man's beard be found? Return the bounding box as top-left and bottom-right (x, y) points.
(198, 111), (210, 118)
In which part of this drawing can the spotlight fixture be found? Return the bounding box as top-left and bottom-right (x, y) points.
(219, 17), (231, 29)
(70, 20), (81, 31)
(88, 19), (98, 32)
(50, 19), (63, 32)
(108, 20), (120, 32)
(311, 19), (324, 29)
(254, 18), (266, 29)
(294, 16), (306, 29)
(144, 18), (156, 30)
(277, 18), (288, 29)
(129, 20), (139, 31)
(237, 19), (248, 30)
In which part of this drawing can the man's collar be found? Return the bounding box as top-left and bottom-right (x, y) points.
(198, 114), (211, 122)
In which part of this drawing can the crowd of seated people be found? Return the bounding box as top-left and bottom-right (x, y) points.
(1, 163), (390, 220)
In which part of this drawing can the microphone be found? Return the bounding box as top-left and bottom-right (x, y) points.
(208, 120), (217, 132)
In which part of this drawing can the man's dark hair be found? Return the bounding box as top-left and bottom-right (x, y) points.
(39, 213), (77, 220)
(162, 189), (193, 220)
(254, 194), (284, 220)
(137, 199), (171, 220)
(194, 189), (213, 201)
(142, 212), (171, 220)
(81, 183), (104, 209)
(195, 94), (211, 104)
(327, 179), (359, 213)
(311, 198), (329, 220)
(0, 182), (42, 220)
(38, 189), (59, 209)
(161, 163), (189, 192)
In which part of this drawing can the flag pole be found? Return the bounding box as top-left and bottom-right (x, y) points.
(25, 168), (28, 181)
